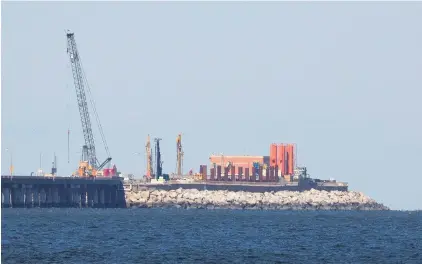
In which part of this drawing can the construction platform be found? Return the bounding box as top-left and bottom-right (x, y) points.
(1, 175), (126, 208)
(124, 179), (349, 193)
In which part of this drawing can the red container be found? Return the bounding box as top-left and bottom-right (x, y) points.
(103, 169), (110, 177)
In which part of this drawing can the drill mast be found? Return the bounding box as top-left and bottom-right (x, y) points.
(145, 134), (153, 178)
(176, 134), (183, 176)
(154, 138), (163, 180)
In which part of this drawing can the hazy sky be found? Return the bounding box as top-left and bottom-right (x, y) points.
(2, 2), (422, 210)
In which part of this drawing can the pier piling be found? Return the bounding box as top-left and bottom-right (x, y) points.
(1, 176), (125, 208)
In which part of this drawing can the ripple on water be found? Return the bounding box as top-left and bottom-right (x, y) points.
(1, 208), (422, 263)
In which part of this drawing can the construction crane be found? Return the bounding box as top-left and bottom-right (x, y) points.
(145, 134), (153, 178)
(66, 31), (112, 177)
(176, 133), (184, 176)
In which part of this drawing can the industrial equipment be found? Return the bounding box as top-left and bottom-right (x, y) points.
(176, 134), (184, 176)
(51, 154), (57, 176)
(66, 31), (112, 177)
(154, 138), (163, 180)
(145, 134), (153, 178)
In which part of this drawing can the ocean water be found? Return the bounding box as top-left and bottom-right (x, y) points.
(1, 208), (421, 264)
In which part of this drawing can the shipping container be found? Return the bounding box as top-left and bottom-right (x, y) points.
(103, 169), (110, 177)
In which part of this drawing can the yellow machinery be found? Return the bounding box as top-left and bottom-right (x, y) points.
(193, 173), (203, 181)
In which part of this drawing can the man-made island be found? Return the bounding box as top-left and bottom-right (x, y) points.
(125, 188), (388, 210)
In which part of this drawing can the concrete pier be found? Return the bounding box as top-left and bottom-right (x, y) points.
(1, 176), (126, 208)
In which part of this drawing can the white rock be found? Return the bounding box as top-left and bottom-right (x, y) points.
(124, 188), (388, 211)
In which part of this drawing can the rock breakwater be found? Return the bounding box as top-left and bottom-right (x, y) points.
(125, 188), (388, 210)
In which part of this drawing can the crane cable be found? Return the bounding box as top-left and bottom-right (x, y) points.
(78, 56), (111, 161)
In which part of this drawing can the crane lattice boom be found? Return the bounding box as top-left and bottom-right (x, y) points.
(66, 31), (111, 173)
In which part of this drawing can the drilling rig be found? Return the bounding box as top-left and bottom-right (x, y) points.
(176, 133), (184, 176)
(145, 134), (153, 179)
(154, 138), (163, 180)
(66, 31), (112, 177)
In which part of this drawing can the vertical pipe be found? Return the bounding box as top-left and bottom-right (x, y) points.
(33, 186), (39, 207)
(203, 165), (207, 181)
(251, 167), (256, 182)
(231, 166), (236, 182)
(259, 165), (263, 182)
(93, 188), (99, 207)
(224, 167), (228, 181)
(289, 144), (294, 175)
(25, 187), (32, 208)
(108, 186), (115, 208)
(100, 188), (105, 207)
(279, 144), (285, 176)
(2, 188), (11, 208)
(270, 143), (277, 167)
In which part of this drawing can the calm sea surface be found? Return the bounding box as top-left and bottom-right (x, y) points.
(1, 208), (421, 263)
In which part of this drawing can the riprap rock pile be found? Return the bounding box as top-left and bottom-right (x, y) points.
(125, 188), (388, 210)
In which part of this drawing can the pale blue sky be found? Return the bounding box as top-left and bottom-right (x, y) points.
(2, 2), (422, 210)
